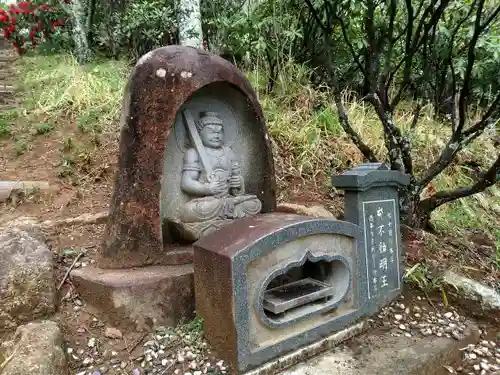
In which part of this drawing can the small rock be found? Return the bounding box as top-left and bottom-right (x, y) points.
(88, 337), (96, 348)
(394, 314), (404, 321)
(104, 327), (123, 339)
(444, 312), (453, 319)
(276, 203), (335, 218)
(443, 270), (500, 312)
(480, 362), (490, 371)
(1, 321), (68, 375)
(83, 357), (93, 365)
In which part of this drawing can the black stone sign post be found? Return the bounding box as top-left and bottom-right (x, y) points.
(332, 163), (410, 311)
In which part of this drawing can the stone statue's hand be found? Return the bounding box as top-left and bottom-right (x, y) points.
(207, 181), (228, 195)
(229, 176), (242, 189)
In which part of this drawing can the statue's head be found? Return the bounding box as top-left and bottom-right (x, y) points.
(197, 111), (224, 148)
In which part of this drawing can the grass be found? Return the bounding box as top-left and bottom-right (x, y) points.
(6, 52), (500, 267)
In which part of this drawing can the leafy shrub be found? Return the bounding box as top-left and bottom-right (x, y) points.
(0, 1), (68, 54)
(95, 0), (177, 60)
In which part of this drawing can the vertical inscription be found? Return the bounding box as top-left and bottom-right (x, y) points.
(362, 199), (400, 299)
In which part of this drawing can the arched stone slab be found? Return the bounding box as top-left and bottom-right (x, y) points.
(98, 46), (276, 269)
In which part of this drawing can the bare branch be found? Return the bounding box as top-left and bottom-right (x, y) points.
(462, 94), (500, 139)
(456, 0), (486, 135)
(303, 0), (329, 33)
(337, 15), (370, 78)
(320, 35), (378, 162)
(420, 154), (500, 211)
(379, 0), (398, 106)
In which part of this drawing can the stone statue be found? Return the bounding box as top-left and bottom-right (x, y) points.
(172, 110), (262, 241)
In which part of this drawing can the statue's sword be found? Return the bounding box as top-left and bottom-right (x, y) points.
(182, 109), (216, 183)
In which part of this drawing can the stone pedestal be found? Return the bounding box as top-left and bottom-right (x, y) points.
(71, 265), (194, 331)
(194, 213), (365, 373)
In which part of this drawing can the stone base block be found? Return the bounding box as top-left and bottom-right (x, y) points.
(71, 265), (194, 331)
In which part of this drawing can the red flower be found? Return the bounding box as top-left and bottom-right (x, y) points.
(0, 9), (6, 16)
(41, 3), (47, 9)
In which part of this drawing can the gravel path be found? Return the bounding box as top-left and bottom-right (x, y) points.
(66, 292), (499, 375)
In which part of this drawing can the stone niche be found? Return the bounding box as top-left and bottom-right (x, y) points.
(161, 82), (274, 243)
(98, 45), (276, 269)
(71, 45), (276, 331)
(194, 214), (366, 373)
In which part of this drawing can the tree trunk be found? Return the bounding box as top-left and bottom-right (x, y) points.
(404, 193), (433, 230)
(67, 0), (91, 64)
(177, 0), (204, 48)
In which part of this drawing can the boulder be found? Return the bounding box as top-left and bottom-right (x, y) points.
(1, 321), (68, 375)
(276, 203), (336, 218)
(0, 227), (56, 332)
(443, 270), (500, 313)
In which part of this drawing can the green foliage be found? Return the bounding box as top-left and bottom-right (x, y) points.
(0, 117), (11, 138)
(93, 0), (176, 59)
(34, 122), (54, 134)
(14, 138), (28, 155)
(202, 0), (304, 90)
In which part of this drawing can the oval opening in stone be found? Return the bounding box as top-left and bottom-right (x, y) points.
(262, 258), (350, 324)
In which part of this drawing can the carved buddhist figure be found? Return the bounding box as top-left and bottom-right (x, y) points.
(174, 110), (262, 240)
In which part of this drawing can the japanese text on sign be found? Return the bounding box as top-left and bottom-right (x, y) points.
(362, 199), (400, 299)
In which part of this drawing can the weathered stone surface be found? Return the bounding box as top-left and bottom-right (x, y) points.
(274, 322), (479, 375)
(1, 321), (68, 375)
(194, 213), (365, 373)
(71, 264), (195, 330)
(99, 45), (276, 269)
(276, 202), (335, 218)
(443, 270), (500, 312)
(0, 228), (56, 332)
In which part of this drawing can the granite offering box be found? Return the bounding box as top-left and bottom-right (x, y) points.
(194, 163), (410, 373)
